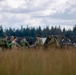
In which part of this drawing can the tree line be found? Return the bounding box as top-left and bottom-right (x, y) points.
(0, 25), (76, 37)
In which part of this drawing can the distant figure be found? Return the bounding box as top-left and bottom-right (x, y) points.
(8, 36), (20, 49)
(4, 35), (8, 41)
(12, 37), (20, 48)
(44, 35), (61, 49)
(4, 35), (8, 48)
(34, 34), (43, 47)
(0, 35), (8, 50)
(8, 36), (14, 49)
(61, 35), (71, 44)
(20, 37), (30, 48)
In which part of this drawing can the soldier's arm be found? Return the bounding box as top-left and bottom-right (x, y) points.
(26, 41), (30, 47)
(16, 42), (21, 47)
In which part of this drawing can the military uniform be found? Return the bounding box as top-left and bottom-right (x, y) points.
(44, 36), (61, 49)
(20, 39), (30, 48)
(8, 40), (12, 48)
(0, 38), (8, 50)
(35, 38), (43, 47)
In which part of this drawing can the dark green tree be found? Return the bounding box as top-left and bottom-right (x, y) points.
(73, 25), (76, 35)
(0, 25), (4, 37)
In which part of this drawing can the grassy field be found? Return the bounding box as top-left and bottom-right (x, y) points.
(0, 47), (76, 75)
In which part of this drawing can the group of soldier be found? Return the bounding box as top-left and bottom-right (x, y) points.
(0, 34), (43, 50)
(0, 34), (76, 50)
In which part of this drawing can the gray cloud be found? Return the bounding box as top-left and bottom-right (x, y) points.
(0, 0), (76, 30)
(0, 8), (44, 13)
(0, 0), (5, 1)
(33, 12), (76, 20)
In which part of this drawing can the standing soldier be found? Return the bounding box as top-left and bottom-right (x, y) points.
(12, 37), (20, 48)
(34, 34), (43, 48)
(4, 35), (8, 48)
(0, 35), (8, 50)
(8, 36), (14, 49)
(20, 37), (30, 48)
(8, 36), (20, 49)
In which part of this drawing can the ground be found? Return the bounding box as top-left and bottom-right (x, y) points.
(0, 47), (76, 75)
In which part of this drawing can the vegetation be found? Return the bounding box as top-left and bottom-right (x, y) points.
(0, 25), (76, 37)
(0, 48), (76, 75)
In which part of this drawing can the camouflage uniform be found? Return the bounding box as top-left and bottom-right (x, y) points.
(20, 39), (30, 48)
(0, 38), (8, 50)
(44, 36), (61, 48)
(8, 36), (20, 49)
(35, 38), (43, 47)
(54, 36), (61, 47)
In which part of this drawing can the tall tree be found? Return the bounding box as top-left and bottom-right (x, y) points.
(0, 25), (4, 37)
(73, 25), (76, 35)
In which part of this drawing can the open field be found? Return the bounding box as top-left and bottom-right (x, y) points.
(0, 48), (76, 75)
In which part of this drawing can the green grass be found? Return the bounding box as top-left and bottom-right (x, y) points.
(0, 48), (76, 75)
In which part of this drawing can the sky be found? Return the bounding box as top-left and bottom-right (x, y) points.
(0, 0), (76, 30)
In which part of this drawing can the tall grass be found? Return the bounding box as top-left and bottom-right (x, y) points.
(0, 47), (76, 75)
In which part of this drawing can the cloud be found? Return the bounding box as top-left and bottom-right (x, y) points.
(0, 0), (5, 1)
(0, 0), (76, 30)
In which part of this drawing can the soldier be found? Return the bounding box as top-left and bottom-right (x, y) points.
(44, 35), (55, 49)
(12, 37), (20, 48)
(0, 35), (8, 50)
(8, 36), (14, 49)
(34, 34), (43, 48)
(44, 35), (61, 49)
(4, 35), (8, 48)
(8, 36), (20, 49)
(60, 35), (72, 48)
(54, 36), (61, 48)
(20, 37), (30, 48)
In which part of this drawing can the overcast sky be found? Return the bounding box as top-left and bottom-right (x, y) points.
(0, 0), (76, 30)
